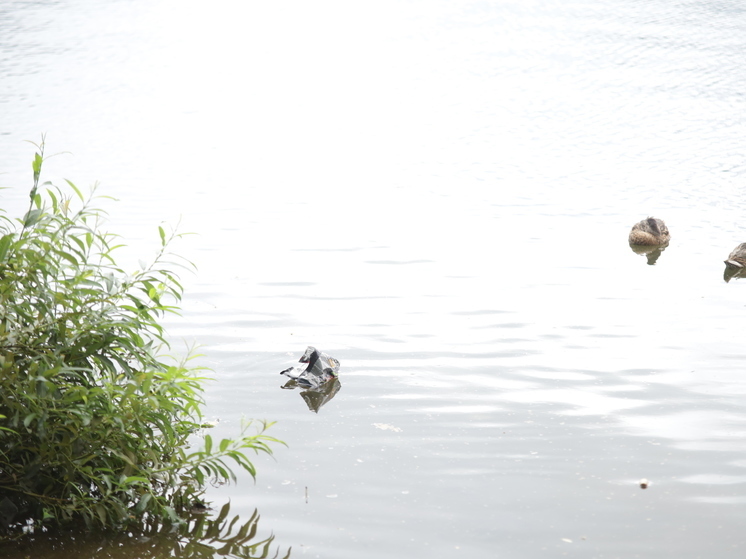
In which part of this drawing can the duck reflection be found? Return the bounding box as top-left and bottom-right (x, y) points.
(629, 242), (668, 265)
(281, 376), (341, 413)
(628, 217), (671, 265)
(723, 242), (746, 282)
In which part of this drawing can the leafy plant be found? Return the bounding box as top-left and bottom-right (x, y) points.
(0, 138), (282, 537)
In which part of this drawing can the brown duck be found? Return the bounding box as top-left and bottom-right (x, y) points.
(629, 217), (670, 246)
(724, 243), (746, 269)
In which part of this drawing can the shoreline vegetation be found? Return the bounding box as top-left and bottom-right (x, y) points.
(0, 139), (283, 543)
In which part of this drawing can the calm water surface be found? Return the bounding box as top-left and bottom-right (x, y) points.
(2, 0), (746, 557)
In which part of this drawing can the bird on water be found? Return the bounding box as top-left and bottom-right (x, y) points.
(724, 243), (746, 269)
(628, 217), (670, 246)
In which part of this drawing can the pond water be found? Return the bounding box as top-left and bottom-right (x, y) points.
(2, 0), (746, 557)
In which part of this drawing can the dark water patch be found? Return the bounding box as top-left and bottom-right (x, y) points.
(0, 502), (289, 559)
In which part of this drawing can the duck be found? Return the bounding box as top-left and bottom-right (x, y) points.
(724, 243), (746, 268)
(629, 217), (670, 246)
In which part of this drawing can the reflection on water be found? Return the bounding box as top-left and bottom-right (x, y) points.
(629, 243), (668, 266)
(0, 501), (290, 559)
(723, 264), (746, 283)
(281, 377), (342, 413)
(629, 241), (669, 265)
(723, 242), (746, 282)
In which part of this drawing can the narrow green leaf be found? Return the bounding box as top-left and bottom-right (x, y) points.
(219, 438), (230, 453)
(32, 152), (42, 179)
(23, 208), (43, 227)
(55, 249), (78, 265)
(47, 188), (58, 212)
(95, 504), (107, 526)
(134, 493), (152, 514)
(64, 179), (84, 201)
(23, 413), (37, 428)
(0, 233), (13, 262)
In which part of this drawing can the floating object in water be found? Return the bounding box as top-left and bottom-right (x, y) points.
(724, 242), (746, 268)
(280, 347), (341, 413)
(639, 478), (649, 489)
(629, 217), (670, 265)
(373, 423), (403, 433)
(280, 346), (340, 389)
(629, 217), (670, 246)
(723, 243), (746, 282)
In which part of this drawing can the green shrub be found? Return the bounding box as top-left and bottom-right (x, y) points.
(0, 139), (281, 537)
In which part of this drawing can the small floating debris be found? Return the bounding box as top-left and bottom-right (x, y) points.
(280, 347), (342, 413)
(373, 423), (403, 433)
(639, 478), (650, 489)
(280, 346), (340, 389)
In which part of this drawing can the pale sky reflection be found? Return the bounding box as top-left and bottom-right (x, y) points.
(620, 410), (746, 451)
(499, 388), (648, 415)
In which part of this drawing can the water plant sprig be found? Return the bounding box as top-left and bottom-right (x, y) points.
(0, 139), (282, 537)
